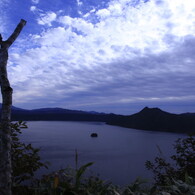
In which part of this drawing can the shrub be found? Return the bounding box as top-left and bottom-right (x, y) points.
(145, 136), (195, 186)
(11, 121), (48, 193)
(32, 162), (120, 195)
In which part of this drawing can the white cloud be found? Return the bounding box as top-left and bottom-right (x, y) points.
(30, 6), (58, 27)
(96, 9), (111, 18)
(31, 0), (39, 4)
(37, 12), (57, 26)
(9, 0), (195, 113)
(30, 6), (37, 12)
(58, 16), (94, 35)
(76, 0), (83, 6)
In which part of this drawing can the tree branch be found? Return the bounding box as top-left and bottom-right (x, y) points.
(5, 19), (26, 48)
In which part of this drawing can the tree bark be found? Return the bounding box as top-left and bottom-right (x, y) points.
(0, 19), (26, 195)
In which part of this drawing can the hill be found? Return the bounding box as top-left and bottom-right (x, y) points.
(107, 107), (195, 134)
(1, 105), (195, 133)
(10, 106), (114, 122)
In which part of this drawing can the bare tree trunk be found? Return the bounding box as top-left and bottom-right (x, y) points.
(0, 19), (26, 195)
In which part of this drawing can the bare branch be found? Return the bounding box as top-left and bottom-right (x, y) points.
(5, 19), (27, 48)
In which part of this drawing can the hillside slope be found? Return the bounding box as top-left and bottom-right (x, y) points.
(107, 107), (195, 133)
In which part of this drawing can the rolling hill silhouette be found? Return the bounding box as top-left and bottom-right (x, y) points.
(107, 107), (195, 133)
(0, 104), (194, 133)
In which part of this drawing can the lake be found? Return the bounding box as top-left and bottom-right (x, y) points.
(19, 121), (186, 186)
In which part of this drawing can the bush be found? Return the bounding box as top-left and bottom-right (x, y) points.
(11, 121), (48, 193)
(28, 162), (120, 195)
(145, 136), (195, 186)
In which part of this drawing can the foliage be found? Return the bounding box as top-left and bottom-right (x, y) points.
(122, 177), (150, 195)
(145, 136), (195, 186)
(11, 121), (48, 190)
(26, 173), (195, 195)
(31, 162), (120, 195)
(160, 176), (195, 195)
(172, 136), (195, 177)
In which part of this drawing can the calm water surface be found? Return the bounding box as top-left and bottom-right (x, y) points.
(20, 121), (186, 186)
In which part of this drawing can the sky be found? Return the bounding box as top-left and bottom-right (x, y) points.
(0, 0), (195, 115)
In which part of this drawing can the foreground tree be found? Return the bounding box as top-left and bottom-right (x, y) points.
(0, 19), (26, 195)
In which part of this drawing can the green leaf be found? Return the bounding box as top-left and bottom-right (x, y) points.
(75, 162), (94, 188)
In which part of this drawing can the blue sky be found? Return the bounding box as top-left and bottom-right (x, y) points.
(0, 0), (195, 114)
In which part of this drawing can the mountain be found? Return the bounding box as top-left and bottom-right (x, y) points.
(10, 106), (114, 122)
(0, 104), (25, 111)
(1, 105), (195, 133)
(107, 107), (195, 134)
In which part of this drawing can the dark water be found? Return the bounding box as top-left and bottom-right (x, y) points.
(20, 121), (186, 186)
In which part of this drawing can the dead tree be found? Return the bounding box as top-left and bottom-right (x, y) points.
(0, 19), (26, 195)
